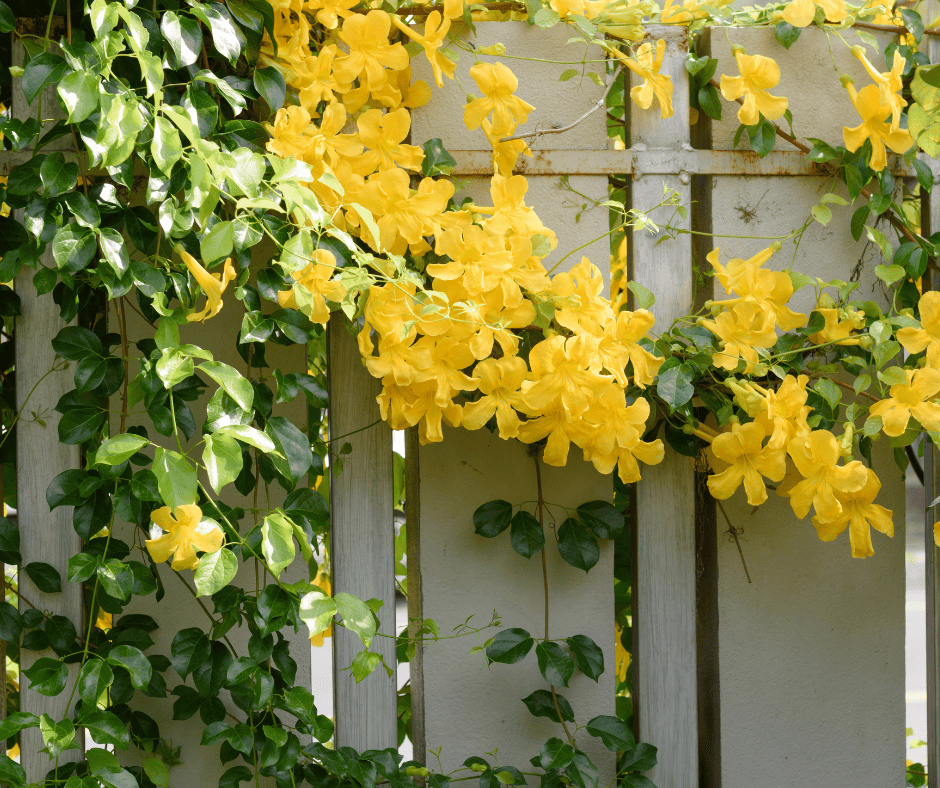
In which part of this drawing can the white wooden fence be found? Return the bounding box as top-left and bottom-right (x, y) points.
(4, 17), (935, 788)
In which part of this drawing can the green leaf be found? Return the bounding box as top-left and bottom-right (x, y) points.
(485, 628), (534, 665)
(22, 52), (67, 105)
(587, 715), (635, 751)
(201, 221), (235, 264)
(24, 657), (68, 696)
(473, 499), (513, 538)
(171, 627), (210, 678)
(253, 66), (286, 112)
(657, 361), (694, 410)
(874, 264), (905, 286)
(509, 510), (544, 558)
(913, 159), (933, 194)
(618, 744), (658, 772)
(96, 434), (148, 465)
(421, 138), (456, 177)
(267, 416), (313, 485)
(850, 205), (869, 242)
(334, 592), (377, 648)
(576, 501), (623, 540)
(565, 753), (599, 788)
(192, 2), (244, 64)
(220, 766), (253, 788)
(0, 518), (19, 565)
(81, 710), (129, 749)
(300, 588), (338, 638)
(262, 511), (296, 579)
(774, 20), (800, 49)
(0, 712), (39, 740)
(52, 325), (103, 360)
(521, 689), (575, 722)
(557, 518), (600, 572)
(194, 549), (238, 596)
(143, 758), (170, 788)
(536, 641), (575, 687)
(697, 84), (721, 120)
(811, 204), (832, 226)
(626, 281), (655, 309)
(0, 754), (25, 786)
(153, 447), (197, 508)
(540, 737), (575, 770)
(152, 116), (183, 175)
(79, 659), (115, 706)
(203, 433), (243, 492)
(24, 561), (62, 593)
(566, 634), (605, 681)
(217, 424), (276, 453)
(350, 651), (382, 683)
(199, 361), (253, 411)
(0, 2), (14, 33)
(97, 558), (134, 601)
(746, 118), (776, 158)
(0, 602), (22, 641)
(40, 153), (79, 198)
(40, 714), (76, 757)
(161, 11), (202, 68)
(52, 224), (97, 273)
(107, 644), (152, 689)
(98, 227), (130, 276)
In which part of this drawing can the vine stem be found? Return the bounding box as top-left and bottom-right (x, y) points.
(534, 451), (574, 745)
(716, 500), (751, 584)
(852, 19), (940, 37)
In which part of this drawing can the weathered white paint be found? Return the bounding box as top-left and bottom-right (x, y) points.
(709, 28), (905, 787)
(411, 21), (616, 780)
(12, 29), (85, 778)
(328, 315), (397, 751)
(628, 25), (699, 788)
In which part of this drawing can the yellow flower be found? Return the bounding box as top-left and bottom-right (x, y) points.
(463, 62), (535, 133)
(618, 39), (674, 119)
(306, 0), (358, 29)
(614, 621), (630, 682)
(581, 388), (665, 483)
(812, 468), (893, 558)
(548, 258), (614, 336)
(550, 0), (606, 18)
(309, 569), (333, 647)
(277, 249), (348, 324)
(782, 0), (846, 27)
(521, 335), (610, 422)
(854, 49), (907, 131)
(146, 505), (224, 571)
(752, 374), (812, 451)
(707, 422), (786, 506)
(474, 174), (556, 243)
(365, 327), (432, 386)
(597, 309), (664, 388)
(786, 431), (867, 521)
(178, 246), (236, 323)
(481, 118), (532, 177)
(419, 335), (478, 408)
(701, 302), (777, 372)
(897, 291), (940, 367)
(430, 225), (516, 301)
(354, 108), (425, 174)
(808, 307), (865, 346)
(334, 11), (409, 92)
(843, 83), (914, 171)
(869, 368), (940, 437)
(392, 12), (456, 88)
(461, 356), (530, 438)
(720, 51), (789, 126)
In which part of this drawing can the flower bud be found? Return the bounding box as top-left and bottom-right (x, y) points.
(858, 335), (874, 350)
(770, 241), (782, 253)
(839, 74), (855, 89)
(817, 293), (836, 309)
(470, 765), (488, 773)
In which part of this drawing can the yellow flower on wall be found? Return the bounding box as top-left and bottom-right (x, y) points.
(706, 422), (786, 506)
(178, 246), (236, 323)
(808, 307), (866, 346)
(786, 431), (867, 521)
(842, 82), (913, 171)
(812, 468), (893, 558)
(334, 11), (410, 91)
(853, 49), (907, 131)
(897, 291), (940, 367)
(782, 0), (846, 27)
(278, 250), (348, 324)
(615, 39), (674, 119)
(720, 50), (789, 126)
(463, 62), (535, 133)
(146, 505), (224, 571)
(869, 368), (940, 437)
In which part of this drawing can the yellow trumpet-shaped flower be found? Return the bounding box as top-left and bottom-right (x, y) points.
(782, 0), (846, 27)
(334, 11), (409, 91)
(854, 49), (907, 131)
(461, 356), (530, 439)
(843, 82), (914, 171)
(548, 258), (614, 336)
(616, 39), (674, 119)
(309, 569), (332, 647)
(392, 12), (456, 88)
(178, 246), (236, 323)
(306, 0), (358, 29)
(812, 468), (893, 558)
(898, 292), (940, 368)
(869, 368), (940, 437)
(707, 422), (786, 506)
(146, 505), (224, 571)
(582, 388), (665, 484)
(701, 301), (777, 372)
(354, 108), (425, 174)
(597, 309), (664, 388)
(463, 62), (535, 133)
(808, 307), (865, 346)
(786, 431), (868, 521)
(277, 249), (348, 324)
(753, 374), (812, 451)
(720, 51), (789, 126)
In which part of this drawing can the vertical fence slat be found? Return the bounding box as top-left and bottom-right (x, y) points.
(630, 25), (698, 788)
(12, 22), (84, 779)
(327, 315), (396, 750)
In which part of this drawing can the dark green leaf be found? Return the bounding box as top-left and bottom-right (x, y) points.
(485, 628), (534, 665)
(39, 153), (78, 198)
(172, 627), (211, 678)
(0, 2), (14, 33)
(774, 20), (800, 49)
(586, 715), (635, 752)
(521, 689), (575, 722)
(219, 765), (253, 788)
(44, 614), (77, 652)
(98, 559), (135, 601)
(540, 737), (575, 770)
(913, 159), (933, 194)
(22, 52), (67, 105)
(81, 710), (130, 749)
(24, 562), (62, 593)
(109, 645), (153, 689)
(0, 517), (20, 564)
(52, 325), (103, 360)
(509, 510), (544, 558)
(0, 601), (22, 641)
(850, 205), (869, 242)
(746, 118), (776, 158)
(618, 744), (657, 773)
(421, 138), (456, 177)
(161, 11), (202, 68)
(536, 641), (575, 687)
(696, 84), (721, 120)
(52, 224), (97, 273)
(266, 416), (313, 485)
(566, 635), (605, 681)
(557, 518), (600, 572)
(576, 501), (623, 540)
(253, 67), (286, 112)
(473, 500), (513, 538)
(24, 657), (68, 696)
(79, 659), (115, 705)
(656, 360), (694, 410)
(565, 753), (599, 788)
